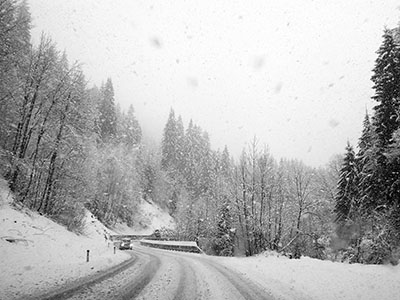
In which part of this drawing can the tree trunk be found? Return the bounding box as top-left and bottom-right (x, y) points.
(241, 162), (252, 256)
(40, 99), (69, 213)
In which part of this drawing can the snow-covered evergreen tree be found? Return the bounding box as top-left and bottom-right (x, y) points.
(371, 29), (400, 149)
(98, 78), (117, 143)
(334, 143), (359, 223)
(357, 112), (373, 159)
(161, 108), (178, 172)
(213, 200), (235, 256)
(351, 27), (400, 264)
(367, 28), (400, 207)
(115, 104), (141, 149)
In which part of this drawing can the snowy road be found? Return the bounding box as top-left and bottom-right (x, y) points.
(35, 243), (275, 300)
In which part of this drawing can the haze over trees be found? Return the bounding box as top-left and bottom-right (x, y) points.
(1, 0), (399, 264)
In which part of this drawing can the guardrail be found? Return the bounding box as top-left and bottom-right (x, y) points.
(110, 235), (174, 241)
(140, 240), (203, 254)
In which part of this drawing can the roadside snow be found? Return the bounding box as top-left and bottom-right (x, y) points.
(0, 179), (129, 300)
(112, 198), (175, 235)
(217, 251), (400, 300)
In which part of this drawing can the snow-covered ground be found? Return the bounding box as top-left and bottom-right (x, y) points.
(217, 250), (400, 300)
(0, 207), (130, 300)
(0, 178), (129, 300)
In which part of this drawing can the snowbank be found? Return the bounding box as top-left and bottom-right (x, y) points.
(216, 251), (400, 300)
(0, 178), (129, 300)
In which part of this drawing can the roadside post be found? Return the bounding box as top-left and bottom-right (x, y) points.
(114, 246), (116, 254)
(86, 250), (90, 262)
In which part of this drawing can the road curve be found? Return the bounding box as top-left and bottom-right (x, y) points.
(33, 243), (276, 300)
(134, 245), (275, 300)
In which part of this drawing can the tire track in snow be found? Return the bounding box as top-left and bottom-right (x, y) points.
(173, 257), (197, 300)
(197, 257), (275, 300)
(66, 249), (161, 300)
(119, 250), (161, 300)
(131, 246), (198, 300)
(135, 245), (275, 300)
(33, 244), (277, 300)
(31, 249), (161, 300)
(31, 253), (140, 300)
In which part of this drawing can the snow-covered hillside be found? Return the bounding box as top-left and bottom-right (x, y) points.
(112, 198), (175, 235)
(0, 178), (129, 299)
(0, 175), (176, 299)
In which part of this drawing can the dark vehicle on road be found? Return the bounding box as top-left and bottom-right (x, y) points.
(153, 229), (161, 239)
(119, 238), (133, 250)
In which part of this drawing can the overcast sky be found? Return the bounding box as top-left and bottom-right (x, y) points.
(28, 0), (400, 167)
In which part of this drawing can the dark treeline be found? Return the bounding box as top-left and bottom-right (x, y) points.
(333, 28), (400, 264)
(1, 1), (399, 263)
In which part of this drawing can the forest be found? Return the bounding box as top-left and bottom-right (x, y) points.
(1, 0), (399, 264)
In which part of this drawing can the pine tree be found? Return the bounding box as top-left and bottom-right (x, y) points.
(161, 108), (178, 172)
(120, 105), (141, 148)
(183, 120), (211, 198)
(98, 78), (117, 143)
(371, 29), (400, 149)
(386, 128), (400, 200)
(175, 115), (185, 173)
(334, 143), (359, 222)
(220, 146), (231, 177)
(384, 129), (400, 249)
(214, 200), (235, 256)
(353, 27), (400, 264)
(357, 112), (374, 159)
(357, 112), (378, 212)
(365, 28), (400, 209)
(198, 131), (213, 196)
(183, 119), (197, 194)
